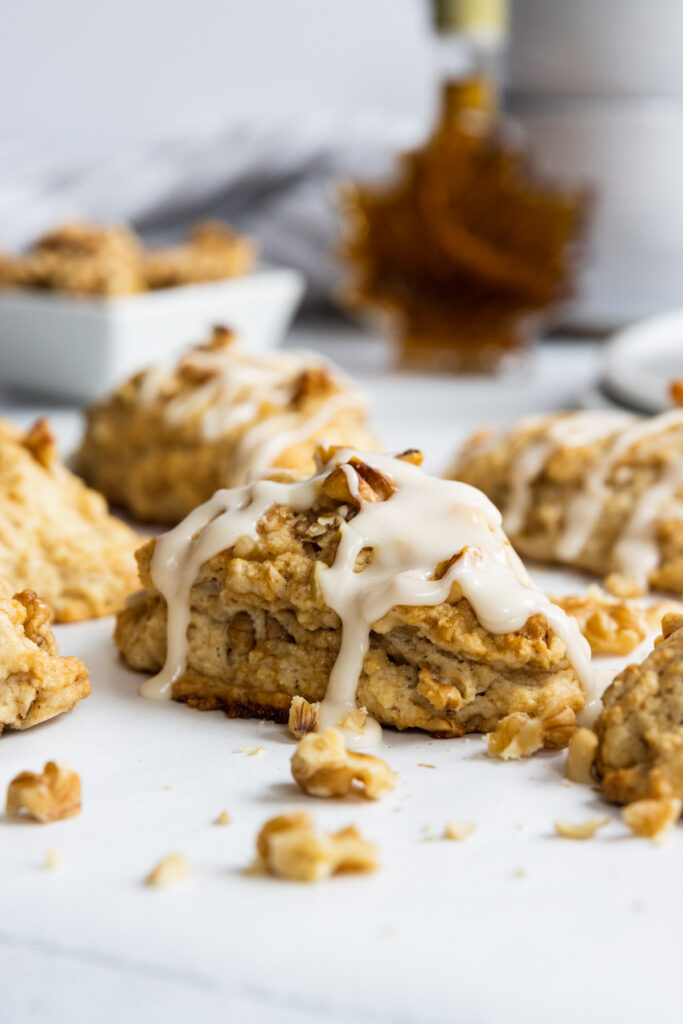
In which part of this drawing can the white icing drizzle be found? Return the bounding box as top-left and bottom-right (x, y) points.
(555, 409), (683, 580)
(135, 343), (367, 484)
(142, 450), (595, 746)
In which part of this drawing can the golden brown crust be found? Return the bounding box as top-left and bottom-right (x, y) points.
(0, 589), (90, 735)
(76, 332), (379, 524)
(596, 616), (683, 803)
(115, 481), (585, 738)
(452, 412), (683, 592)
(0, 417), (139, 621)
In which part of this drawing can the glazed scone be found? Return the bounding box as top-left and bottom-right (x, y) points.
(0, 221), (144, 296)
(0, 418), (138, 621)
(596, 613), (683, 804)
(76, 327), (379, 524)
(142, 221), (256, 289)
(0, 586), (90, 735)
(115, 448), (593, 741)
(451, 409), (683, 593)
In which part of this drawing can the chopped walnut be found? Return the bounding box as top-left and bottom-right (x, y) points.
(396, 448), (424, 466)
(6, 762), (81, 823)
(44, 848), (63, 870)
(291, 367), (333, 404)
(554, 818), (609, 840)
(603, 573), (644, 600)
(255, 812), (378, 883)
(488, 714), (544, 760)
(661, 612), (683, 640)
(416, 668), (463, 711)
(443, 820), (476, 840)
(553, 586), (677, 656)
(22, 418), (57, 469)
(320, 458), (396, 507)
(200, 324), (236, 351)
(566, 727), (598, 784)
(670, 380), (683, 407)
(145, 853), (191, 887)
(288, 695), (320, 739)
(215, 811), (231, 826)
(14, 589), (58, 654)
(622, 798), (682, 840)
(291, 728), (397, 800)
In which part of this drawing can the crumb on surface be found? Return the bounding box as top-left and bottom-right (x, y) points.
(145, 853), (190, 887)
(6, 761), (81, 823)
(566, 727), (598, 785)
(291, 728), (397, 800)
(44, 847), (63, 870)
(233, 745), (265, 757)
(443, 820), (476, 841)
(254, 812), (378, 883)
(417, 763), (436, 769)
(554, 817), (609, 840)
(622, 798), (681, 840)
(215, 810), (231, 826)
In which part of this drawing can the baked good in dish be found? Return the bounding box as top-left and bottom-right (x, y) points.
(451, 409), (683, 593)
(596, 612), (683, 804)
(76, 327), (379, 524)
(0, 585), (90, 736)
(0, 219), (255, 297)
(115, 447), (594, 743)
(142, 221), (255, 289)
(0, 221), (145, 296)
(0, 418), (138, 621)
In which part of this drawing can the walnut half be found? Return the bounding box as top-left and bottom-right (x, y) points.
(6, 761), (81, 823)
(291, 728), (397, 800)
(288, 695), (320, 739)
(255, 812), (378, 883)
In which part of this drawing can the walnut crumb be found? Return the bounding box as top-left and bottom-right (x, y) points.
(566, 727), (598, 784)
(215, 811), (231, 826)
(513, 868), (527, 880)
(603, 573), (644, 600)
(22, 417), (57, 469)
(622, 798), (682, 840)
(233, 745), (264, 756)
(255, 812), (378, 883)
(443, 820), (476, 841)
(44, 848), (63, 870)
(417, 763), (437, 769)
(553, 586), (649, 655)
(488, 714), (544, 760)
(338, 708), (369, 734)
(145, 853), (190, 887)
(554, 818), (609, 840)
(6, 762), (81, 823)
(291, 728), (397, 800)
(288, 695), (320, 739)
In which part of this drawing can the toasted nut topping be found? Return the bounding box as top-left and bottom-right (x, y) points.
(320, 459), (396, 507)
(255, 813), (378, 883)
(6, 762), (81, 823)
(443, 820), (476, 840)
(396, 448), (424, 466)
(554, 586), (648, 655)
(145, 853), (191, 887)
(215, 811), (231, 826)
(14, 589), (57, 654)
(177, 357), (220, 384)
(603, 573), (644, 600)
(201, 324), (236, 351)
(566, 727), (598, 784)
(554, 818), (609, 840)
(291, 367), (333, 404)
(416, 668), (463, 711)
(22, 417), (57, 469)
(488, 714), (544, 760)
(288, 695), (320, 739)
(291, 728), (397, 800)
(661, 612), (683, 640)
(622, 798), (682, 840)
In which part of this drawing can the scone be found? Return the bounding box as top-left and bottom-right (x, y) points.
(142, 221), (255, 289)
(76, 327), (379, 524)
(451, 409), (683, 593)
(0, 221), (144, 296)
(0, 584), (90, 735)
(0, 417), (139, 621)
(596, 612), (683, 803)
(115, 447), (594, 742)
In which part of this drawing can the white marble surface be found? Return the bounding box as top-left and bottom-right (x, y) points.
(1, 321), (669, 1024)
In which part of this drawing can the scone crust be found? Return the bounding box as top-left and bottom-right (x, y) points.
(0, 587), (90, 734)
(115, 497), (584, 737)
(596, 615), (683, 803)
(452, 413), (683, 592)
(0, 418), (139, 621)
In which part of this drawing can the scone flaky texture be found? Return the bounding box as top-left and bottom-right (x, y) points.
(0, 585), (90, 735)
(76, 329), (379, 524)
(115, 479), (584, 737)
(452, 411), (683, 591)
(0, 418), (139, 621)
(596, 614), (683, 804)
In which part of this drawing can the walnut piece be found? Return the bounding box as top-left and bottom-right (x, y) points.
(443, 820), (476, 840)
(566, 727), (598, 784)
(603, 573), (644, 600)
(488, 713), (544, 760)
(553, 585), (649, 656)
(291, 728), (397, 800)
(145, 853), (191, 887)
(554, 818), (609, 840)
(44, 847), (63, 870)
(215, 810), (231, 826)
(320, 458), (396, 507)
(255, 812), (378, 883)
(622, 798), (681, 840)
(22, 418), (58, 470)
(6, 761), (81, 823)
(416, 668), (463, 711)
(288, 695), (320, 739)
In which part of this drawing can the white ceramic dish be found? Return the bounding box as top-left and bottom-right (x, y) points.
(603, 308), (683, 414)
(0, 267), (304, 402)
